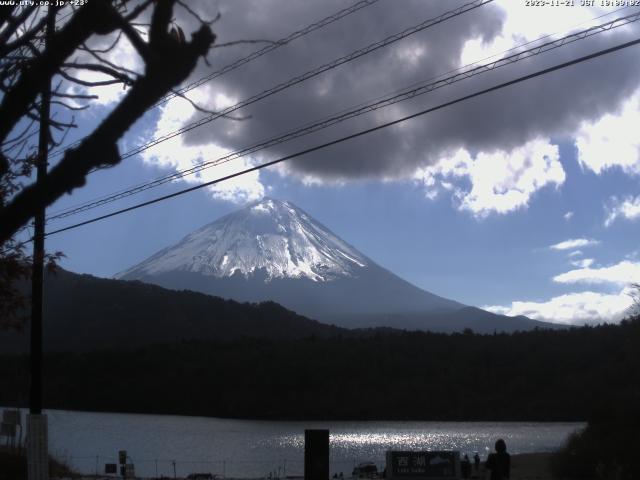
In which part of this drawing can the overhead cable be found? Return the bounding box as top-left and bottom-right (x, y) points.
(46, 0), (382, 159)
(114, 0), (494, 161)
(43, 36), (640, 237)
(46, 10), (640, 221)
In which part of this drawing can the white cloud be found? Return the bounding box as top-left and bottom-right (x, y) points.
(564, 211), (573, 220)
(487, 255), (639, 325)
(549, 238), (599, 251)
(461, 0), (607, 66)
(553, 260), (640, 286)
(484, 287), (634, 325)
(568, 250), (583, 258)
(571, 258), (594, 268)
(140, 93), (265, 204)
(575, 90), (640, 176)
(65, 32), (142, 107)
(416, 138), (565, 217)
(605, 195), (640, 227)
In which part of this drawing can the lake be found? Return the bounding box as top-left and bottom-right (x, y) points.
(8, 409), (584, 478)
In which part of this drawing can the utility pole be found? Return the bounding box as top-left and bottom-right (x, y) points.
(28, 6), (55, 480)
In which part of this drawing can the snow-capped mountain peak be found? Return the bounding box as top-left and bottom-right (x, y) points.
(115, 198), (547, 333)
(117, 198), (368, 282)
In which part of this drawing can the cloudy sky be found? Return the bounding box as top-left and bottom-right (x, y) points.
(38, 0), (640, 326)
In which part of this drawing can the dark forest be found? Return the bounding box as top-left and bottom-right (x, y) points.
(1, 317), (638, 421)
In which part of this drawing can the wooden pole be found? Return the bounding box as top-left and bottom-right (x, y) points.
(27, 7), (55, 480)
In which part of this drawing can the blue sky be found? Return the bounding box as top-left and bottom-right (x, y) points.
(26, 0), (640, 325)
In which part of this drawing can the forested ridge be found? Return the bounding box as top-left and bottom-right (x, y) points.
(0, 269), (345, 353)
(1, 318), (638, 421)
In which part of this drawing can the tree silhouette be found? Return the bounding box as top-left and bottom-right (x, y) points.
(0, 0), (217, 326)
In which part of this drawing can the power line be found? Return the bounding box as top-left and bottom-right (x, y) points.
(114, 0), (494, 161)
(156, 0), (381, 107)
(46, 10), (640, 221)
(46, 0), (493, 166)
(47, 8), (636, 217)
(46, 0), (381, 160)
(3, 1), (383, 245)
(43, 36), (640, 238)
(46, 0), (495, 217)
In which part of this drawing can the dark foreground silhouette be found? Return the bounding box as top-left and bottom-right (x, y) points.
(1, 317), (638, 421)
(552, 400), (640, 479)
(485, 439), (510, 480)
(0, 447), (76, 480)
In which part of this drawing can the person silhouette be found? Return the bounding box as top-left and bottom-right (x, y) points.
(473, 453), (480, 472)
(485, 439), (510, 480)
(461, 454), (471, 479)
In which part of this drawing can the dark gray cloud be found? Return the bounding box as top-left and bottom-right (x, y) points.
(167, 0), (640, 181)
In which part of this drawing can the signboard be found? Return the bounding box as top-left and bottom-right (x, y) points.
(105, 463), (118, 474)
(386, 451), (460, 479)
(2, 410), (20, 425)
(119, 450), (127, 465)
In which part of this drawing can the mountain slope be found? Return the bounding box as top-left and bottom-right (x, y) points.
(0, 269), (345, 353)
(118, 198), (552, 332)
(117, 198), (369, 282)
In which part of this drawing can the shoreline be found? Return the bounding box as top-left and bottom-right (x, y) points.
(64, 454), (559, 480)
(1, 448), (556, 480)
(2, 408), (569, 479)
(0, 405), (588, 423)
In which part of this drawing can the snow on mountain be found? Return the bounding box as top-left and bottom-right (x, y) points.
(117, 198), (368, 282)
(116, 198), (553, 332)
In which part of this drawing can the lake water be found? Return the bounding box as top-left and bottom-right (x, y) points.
(8, 409), (584, 478)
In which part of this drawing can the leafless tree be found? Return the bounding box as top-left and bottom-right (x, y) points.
(0, 0), (218, 327)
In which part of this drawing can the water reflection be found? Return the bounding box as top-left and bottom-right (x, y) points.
(19, 409), (583, 478)
(267, 422), (572, 455)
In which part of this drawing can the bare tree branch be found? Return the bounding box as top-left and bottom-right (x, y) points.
(79, 46), (142, 77)
(112, 11), (152, 62)
(0, 1), (225, 328)
(0, 5), (18, 29)
(58, 69), (127, 87)
(1, 116), (37, 147)
(0, 1), (216, 243)
(123, 0), (154, 22)
(50, 100), (90, 111)
(0, 5), (38, 48)
(62, 62), (136, 84)
(0, 14), (49, 59)
(52, 90), (99, 100)
(79, 30), (124, 54)
(170, 88), (250, 119)
(176, 0), (220, 26)
(0, 0), (123, 144)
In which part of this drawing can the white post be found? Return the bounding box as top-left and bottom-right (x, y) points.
(27, 414), (49, 480)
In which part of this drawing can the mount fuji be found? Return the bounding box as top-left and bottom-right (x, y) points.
(117, 198), (552, 332)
